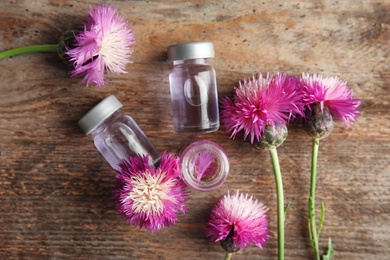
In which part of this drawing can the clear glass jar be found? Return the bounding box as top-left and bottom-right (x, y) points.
(78, 95), (161, 169)
(180, 140), (229, 191)
(168, 42), (220, 133)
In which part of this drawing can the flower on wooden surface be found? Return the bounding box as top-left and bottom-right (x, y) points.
(299, 73), (361, 139)
(204, 191), (269, 253)
(219, 73), (301, 259)
(66, 5), (135, 87)
(0, 5), (136, 88)
(220, 73), (304, 146)
(114, 152), (189, 232)
(299, 74), (361, 258)
(300, 73), (361, 126)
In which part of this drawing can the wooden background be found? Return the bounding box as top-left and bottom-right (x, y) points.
(0, 0), (389, 259)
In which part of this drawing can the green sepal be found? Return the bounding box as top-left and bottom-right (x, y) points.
(255, 124), (288, 149)
(303, 103), (334, 140)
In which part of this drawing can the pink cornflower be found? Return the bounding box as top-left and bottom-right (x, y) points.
(220, 73), (304, 144)
(114, 152), (189, 232)
(204, 191), (269, 251)
(300, 73), (361, 258)
(66, 5), (135, 87)
(300, 73), (361, 126)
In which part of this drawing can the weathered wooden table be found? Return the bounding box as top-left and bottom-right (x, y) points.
(0, 1), (389, 259)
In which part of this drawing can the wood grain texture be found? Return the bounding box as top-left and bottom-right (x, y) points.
(0, 0), (389, 259)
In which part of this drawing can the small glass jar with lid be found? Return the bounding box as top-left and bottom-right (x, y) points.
(180, 140), (229, 191)
(167, 42), (220, 133)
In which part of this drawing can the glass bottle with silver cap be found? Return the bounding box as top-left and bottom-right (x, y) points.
(167, 42), (220, 133)
(78, 95), (161, 169)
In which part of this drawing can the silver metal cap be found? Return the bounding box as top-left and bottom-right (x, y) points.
(78, 95), (123, 135)
(167, 42), (215, 61)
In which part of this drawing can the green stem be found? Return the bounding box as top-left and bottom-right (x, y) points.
(0, 44), (58, 59)
(224, 252), (232, 260)
(269, 147), (285, 260)
(309, 138), (321, 260)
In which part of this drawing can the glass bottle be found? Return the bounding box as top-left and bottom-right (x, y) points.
(180, 140), (229, 191)
(78, 95), (161, 169)
(168, 42), (220, 133)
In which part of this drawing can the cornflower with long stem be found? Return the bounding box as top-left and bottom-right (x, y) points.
(0, 5), (135, 88)
(299, 73), (361, 259)
(220, 73), (304, 260)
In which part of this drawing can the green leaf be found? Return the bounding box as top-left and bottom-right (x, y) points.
(323, 238), (335, 260)
(284, 202), (291, 219)
(318, 202), (325, 238)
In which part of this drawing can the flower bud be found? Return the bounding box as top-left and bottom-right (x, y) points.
(303, 103), (334, 140)
(220, 229), (241, 253)
(57, 31), (78, 64)
(255, 124), (288, 149)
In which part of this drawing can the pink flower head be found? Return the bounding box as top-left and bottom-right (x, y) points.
(114, 152), (189, 232)
(300, 73), (361, 126)
(66, 5), (135, 87)
(204, 191), (269, 250)
(221, 73), (304, 143)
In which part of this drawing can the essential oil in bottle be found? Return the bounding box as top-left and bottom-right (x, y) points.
(167, 42), (220, 133)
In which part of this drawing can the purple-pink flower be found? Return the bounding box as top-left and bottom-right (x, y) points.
(204, 191), (269, 251)
(299, 73), (361, 126)
(66, 5), (135, 87)
(220, 73), (304, 144)
(114, 152), (189, 232)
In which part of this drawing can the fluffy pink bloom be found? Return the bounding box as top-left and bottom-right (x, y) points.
(300, 73), (361, 126)
(220, 73), (304, 143)
(114, 152), (189, 232)
(204, 191), (269, 250)
(66, 5), (135, 87)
